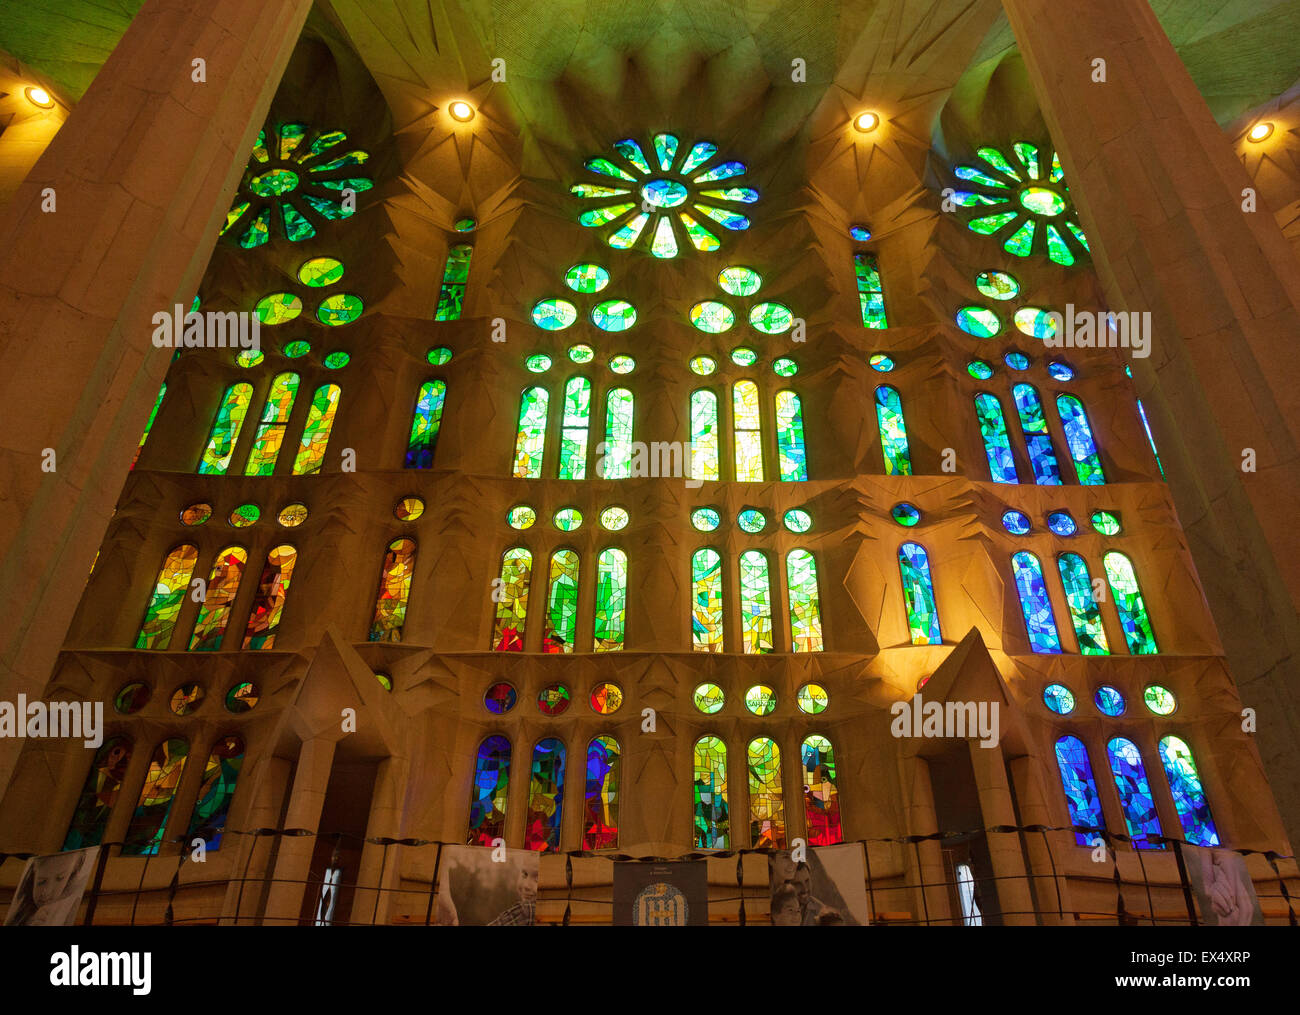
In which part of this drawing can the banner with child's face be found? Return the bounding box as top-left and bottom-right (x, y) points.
(436, 845), (540, 926)
(768, 844), (869, 926)
(4, 847), (100, 927)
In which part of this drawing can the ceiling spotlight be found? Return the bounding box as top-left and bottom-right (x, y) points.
(25, 86), (54, 109)
(853, 111), (880, 133)
(1246, 121), (1273, 143)
(448, 100), (475, 123)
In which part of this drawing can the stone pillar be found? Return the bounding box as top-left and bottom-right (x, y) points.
(348, 754), (409, 926)
(0, 0), (313, 794)
(1007, 754), (1076, 925)
(262, 737), (335, 925)
(1002, 0), (1300, 849)
(968, 742), (1036, 925)
(219, 753), (291, 925)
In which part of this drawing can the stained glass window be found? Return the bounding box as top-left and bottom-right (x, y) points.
(748, 737), (786, 848)
(369, 538), (416, 642)
(1057, 553), (1110, 655)
(525, 738), (566, 852)
(1011, 551), (1061, 653)
(975, 270), (1019, 300)
(802, 735), (842, 846)
(188, 546), (247, 651)
(397, 379), (448, 470)
(1144, 685), (1176, 715)
(133, 382), (165, 469)
(558, 377), (591, 480)
(492, 548), (532, 652)
(798, 684), (830, 714)
(601, 388), (634, 479)
(584, 736), (620, 850)
(594, 548), (627, 652)
(186, 735), (244, 850)
(199, 383), (253, 474)
(1056, 394), (1105, 485)
(1044, 683), (1075, 714)
(513, 387), (549, 478)
(62, 737), (132, 850)
(691, 548), (724, 651)
(543, 549), (580, 653)
(122, 738), (189, 856)
(733, 380), (764, 481)
(1106, 737), (1164, 849)
(1012, 383), (1062, 485)
(1002, 510), (1031, 534)
(1103, 551), (1158, 654)
(693, 736), (729, 849)
(136, 545), (199, 649)
(1095, 685), (1126, 716)
(1047, 511), (1076, 536)
(854, 253), (887, 329)
(898, 542), (941, 645)
(1136, 396), (1164, 477)
(244, 373), (300, 476)
(786, 549), (824, 652)
(485, 682), (517, 714)
(469, 735), (510, 846)
(435, 243), (472, 321)
(1158, 736), (1219, 846)
(1054, 735), (1105, 845)
(873, 384), (911, 476)
(775, 390), (808, 481)
(739, 550), (774, 654)
(975, 392), (1018, 483)
(690, 390), (720, 482)
(292, 383), (340, 475)
(242, 544), (297, 650)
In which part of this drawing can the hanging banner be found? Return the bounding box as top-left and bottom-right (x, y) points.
(435, 844), (540, 926)
(4, 846), (101, 927)
(768, 843), (870, 925)
(1182, 845), (1263, 926)
(613, 861), (708, 926)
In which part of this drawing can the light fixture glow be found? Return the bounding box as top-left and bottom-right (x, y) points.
(853, 111), (880, 133)
(25, 86), (54, 109)
(1247, 121), (1274, 143)
(448, 100), (475, 123)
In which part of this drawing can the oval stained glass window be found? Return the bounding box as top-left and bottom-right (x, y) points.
(1044, 683), (1075, 715)
(1048, 511), (1077, 536)
(956, 306), (1000, 337)
(591, 682), (623, 714)
(690, 301), (735, 333)
(1002, 510), (1031, 535)
(691, 508), (721, 531)
(749, 302), (793, 334)
(730, 347), (758, 367)
(180, 503), (212, 526)
(609, 355), (635, 374)
(797, 683), (829, 714)
(892, 502), (921, 527)
(1091, 510), (1121, 535)
(568, 344), (595, 364)
(1014, 307), (1058, 339)
(115, 683), (150, 714)
(507, 505), (536, 529)
(525, 354), (552, 373)
(689, 356), (717, 376)
(1019, 186), (1066, 216)
(454, 217), (477, 232)
(773, 357), (798, 377)
(849, 224), (872, 241)
(537, 683), (572, 716)
(277, 503), (308, 527)
(484, 682), (517, 714)
(1143, 685), (1177, 715)
(565, 263), (610, 293)
(694, 682), (725, 714)
(968, 359), (994, 380)
(1004, 351), (1030, 370)
(395, 497), (425, 521)
(255, 292), (302, 326)
(975, 270), (1019, 301)
(532, 299), (577, 330)
(236, 349), (264, 368)
(1095, 685), (1126, 716)
(591, 300), (637, 332)
(553, 507), (583, 531)
(427, 347), (453, 366)
(869, 354), (894, 372)
(745, 685), (777, 715)
(718, 265), (762, 296)
(298, 256), (344, 287)
(600, 506), (629, 530)
(1048, 360), (1074, 381)
(783, 509), (812, 532)
(283, 340), (310, 358)
(229, 504), (260, 528)
(225, 681), (259, 713)
(375, 673), (393, 692)
(324, 351), (350, 369)
(738, 509), (766, 533)
(170, 683), (204, 716)
(317, 294), (363, 325)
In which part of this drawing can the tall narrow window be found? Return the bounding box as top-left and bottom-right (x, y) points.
(244, 372), (300, 476)
(513, 387), (549, 478)
(1056, 393), (1105, 485)
(1012, 383), (1062, 485)
(369, 538), (416, 642)
(406, 380), (447, 469)
(435, 243), (472, 321)
(133, 382), (166, 468)
(242, 544), (298, 650)
(1057, 553), (1109, 655)
(974, 392), (1018, 483)
(1054, 735), (1106, 845)
(122, 738), (189, 856)
(524, 738), (565, 852)
(558, 377), (591, 480)
(492, 548), (531, 651)
(543, 549), (579, 653)
(874, 385), (912, 475)
(189, 546), (248, 651)
(802, 734), (842, 846)
(739, 550), (774, 654)
(748, 737), (786, 848)
(468, 735), (510, 846)
(1103, 551), (1158, 654)
(690, 389), (720, 481)
(136, 544), (200, 649)
(584, 736), (620, 850)
(853, 252), (888, 329)
(62, 737), (132, 850)
(897, 542), (941, 645)
(594, 548), (627, 652)
(692, 736), (729, 848)
(691, 548), (724, 652)
(1106, 737), (1163, 849)
(186, 735), (245, 850)
(733, 380), (764, 481)
(1136, 397), (1164, 477)
(1011, 551), (1061, 653)
(199, 382), (253, 474)
(293, 383), (340, 475)
(786, 549), (823, 652)
(775, 390), (808, 481)
(1158, 736), (1219, 846)
(601, 388), (634, 479)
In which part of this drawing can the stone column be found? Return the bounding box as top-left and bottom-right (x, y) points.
(262, 736), (335, 925)
(968, 741), (1036, 925)
(1007, 754), (1076, 925)
(0, 0), (313, 794)
(348, 754), (409, 926)
(1002, 0), (1300, 849)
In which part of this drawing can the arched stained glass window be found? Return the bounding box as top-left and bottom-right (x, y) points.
(492, 548), (531, 651)
(1056, 393), (1106, 485)
(1158, 735), (1219, 846)
(559, 377), (592, 480)
(897, 542), (941, 645)
(733, 380), (764, 481)
(748, 737), (786, 848)
(693, 736), (729, 848)
(601, 387), (634, 478)
(594, 548), (627, 652)
(245, 372), (300, 475)
(468, 735), (510, 846)
(1012, 383), (1062, 485)
(133, 382), (166, 469)
(1057, 553), (1109, 655)
(369, 538), (416, 642)
(199, 382), (253, 474)
(775, 390), (808, 481)
(188, 546), (247, 651)
(1106, 737), (1163, 849)
(739, 550), (774, 654)
(974, 392), (1018, 484)
(122, 737), (189, 856)
(136, 544), (200, 649)
(1054, 735), (1105, 845)
(524, 738), (566, 852)
(690, 389), (720, 481)
(691, 548), (724, 652)
(802, 735), (842, 846)
(543, 549), (579, 653)
(1011, 551), (1061, 653)
(435, 243), (472, 321)
(786, 549), (823, 652)
(1103, 551), (1158, 654)
(405, 380), (446, 469)
(854, 252), (888, 329)
(874, 385), (911, 475)
(242, 544), (297, 650)
(186, 734), (244, 850)
(62, 736), (132, 850)
(293, 383), (340, 475)
(513, 387), (549, 478)
(584, 736), (620, 850)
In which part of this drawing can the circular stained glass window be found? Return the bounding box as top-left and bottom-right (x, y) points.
(1047, 511), (1077, 536)
(225, 681), (259, 713)
(236, 349), (264, 368)
(967, 359), (994, 380)
(283, 340), (311, 359)
(1004, 351), (1030, 370)
(298, 256), (344, 287)
(975, 270), (1019, 301)
(537, 684), (571, 716)
(738, 509), (766, 533)
(565, 263), (610, 293)
(525, 354), (552, 373)
(1091, 510), (1121, 536)
(730, 347), (758, 367)
(568, 344), (594, 364)
(783, 509), (812, 532)
(772, 357), (797, 377)
(1019, 186), (1066, 216)
(229, 504), (260, 528)
(689, 356), (717, 376)
(690, 301), (735, 333)
(1043, 683), (1075, 715)
(554, 507), (583, 531)
(532, 299), (577, 330)
(869, 354), (894, 372)
(891, 502), (921, 527)
(180, 503), (212, 526)
(600, 506), (628, 530)
(324, 351), (350, 369)
(591, 682), (624, 714)
(849, 224), (872, 241)
(115, 682), (150, 714)
(170, 683), (204, 716)
(956, 306), (1000, 337)
(797, 683), (829, 714)
(745, 685), (777, 716)
(396, 497), (425, 521)
(1095, 685), (1126, 716)
(1014, 307), (1057, 339)
(317, 294), (363, 326)
(427, 347), (453, 366)
(749, 302), (793, 334)
(1048, 360), (1074, 381)
(609, 355), (635, 374)
(507, 505), (536, 530)
(1002, 510), (1031, 535)
(691, 508), (720, 532)
(591, 299), (637, 332)
(694, 682), (725, 714)
(375, 673), (393, 692)
(277, 503), (308, 527)
(255, 292), (302, 325)
(718, 265), (762, 296)
(454, 217), (477, 232)
(642, 178), (688, 207)
(484, 682), (517, 714)
(1143, 685), (1177, 716)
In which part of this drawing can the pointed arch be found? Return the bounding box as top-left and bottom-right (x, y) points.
(584, 736), (620, 850)
(801, 734), (842, 846)
(1011, 551), (1061, 653)
(468, 735), (511, 846)
(1056, 393), (1106, 484)
(241, 544), (297, 650)
(775, 390), (808, 481)
(293, 383), (341, 474)
(369, 538), (417, 642)
(874, 384), (911, 475)
(136, 544), (200, 649)
(198, 382), (253, 474)
(974, 392), (1018, 483)
(693, 735), (729, 848)
(189, 546), (248, 651)
(492, 548), (532, 651)
(513, 386), (549, 478)
(524, 738), (566, 852)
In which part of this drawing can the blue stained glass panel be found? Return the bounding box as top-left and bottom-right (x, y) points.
(1055, 735), (1105, 845)
(1011, 551), (1061, 653)
(975, 393), (1018, 484)
(1106, 737), (1164, 849)
(1158, 735), (1220, 847)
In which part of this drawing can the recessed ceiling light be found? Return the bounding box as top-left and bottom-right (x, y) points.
(853, 111), (880, 133)
(25, 86), (54, 109)
(1247, 121), (1274, 143)
(449, 100), (475, 123)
